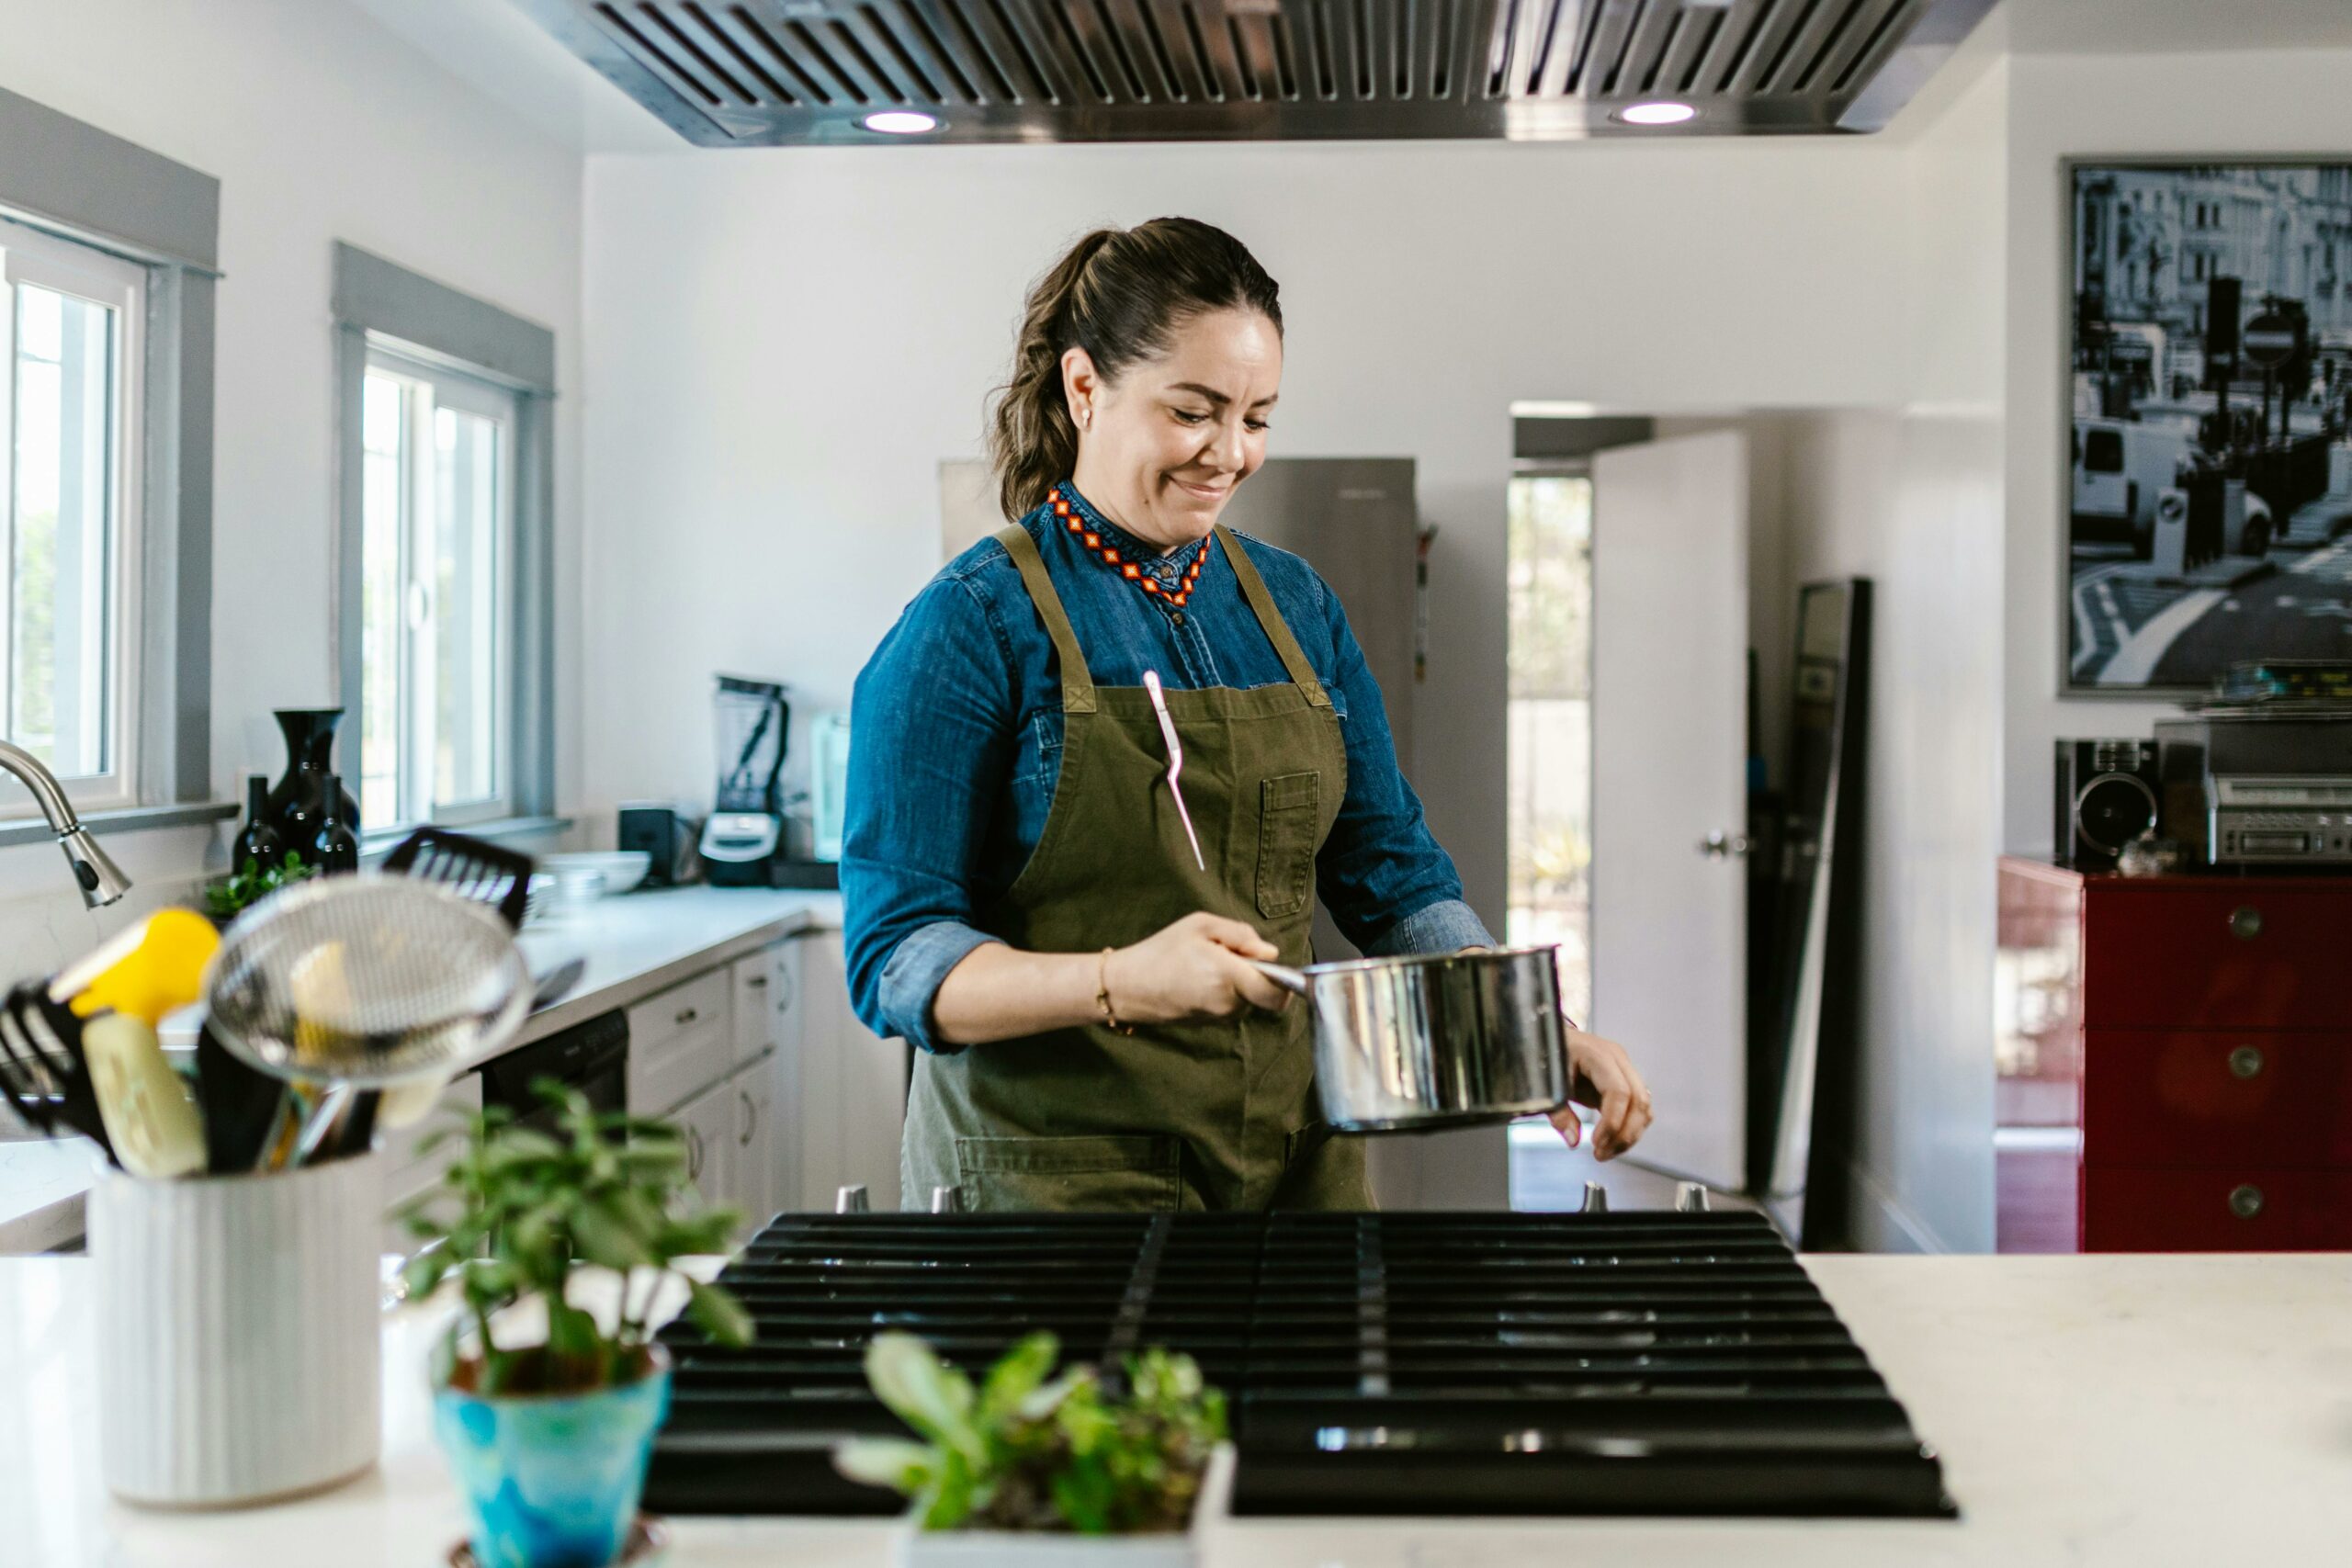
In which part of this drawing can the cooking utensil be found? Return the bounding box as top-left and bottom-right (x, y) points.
(380, 827), (535, 931)
(205, 873), (532, 1094)
(0, 982), (116, 1159)
(194, 1022), (286, 1173)
(1141, 670), (1204, 872)
(81, 1012), (207, 1179)
(1250, 945), (1570, 1131)
(52, 908), (220, 1023)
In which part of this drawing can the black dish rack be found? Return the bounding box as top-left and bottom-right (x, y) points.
(647, 1210), (1956, 1519)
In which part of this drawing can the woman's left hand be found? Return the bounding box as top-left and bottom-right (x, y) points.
(1547, 1029), (1653, 1161)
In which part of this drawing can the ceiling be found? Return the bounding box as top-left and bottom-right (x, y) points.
(2007, 0), (2352, 55)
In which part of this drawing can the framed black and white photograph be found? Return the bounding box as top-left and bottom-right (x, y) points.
(2066, 160), (2352, 693)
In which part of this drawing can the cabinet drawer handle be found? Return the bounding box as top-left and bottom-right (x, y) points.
(2228, 1045), (2266, 1080)
(740, 1089), (757, 1147)
(675, 1006), (699, 1027)
(687, 1123), (705, 1182)
(2228, 906), (2263, 941)
(2228, 1183), (2264, 1219)
(745, 975), (767, 989)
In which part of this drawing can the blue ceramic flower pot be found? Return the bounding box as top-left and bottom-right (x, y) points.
(433, 1354), (672, 1568)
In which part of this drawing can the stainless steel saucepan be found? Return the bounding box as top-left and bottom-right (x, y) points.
(1251, 945), (1569, 1132)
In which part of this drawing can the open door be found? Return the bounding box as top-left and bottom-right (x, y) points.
(1590, 430), (1749, 1192)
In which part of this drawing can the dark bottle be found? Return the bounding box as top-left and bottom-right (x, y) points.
(311, 773), (360, 874)
(232, 773), (285, 874)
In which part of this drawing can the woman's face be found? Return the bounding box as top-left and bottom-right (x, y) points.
(1063, 307), (1282, 548)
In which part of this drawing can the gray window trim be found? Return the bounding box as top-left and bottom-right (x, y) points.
(0, 85), (218, 807)
(332, 243), (557, 822)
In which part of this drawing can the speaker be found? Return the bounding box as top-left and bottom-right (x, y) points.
(2054, 739), (2161, 871)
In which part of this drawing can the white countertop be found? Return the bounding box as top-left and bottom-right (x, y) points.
(5, 1250), (2346, 1566)
(0, 886), (842, 1252)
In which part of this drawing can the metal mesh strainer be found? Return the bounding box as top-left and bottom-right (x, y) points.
(203, 874), (531, 1087)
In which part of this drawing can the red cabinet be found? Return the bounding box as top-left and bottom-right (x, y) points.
(1997, 858), (2352, 1253)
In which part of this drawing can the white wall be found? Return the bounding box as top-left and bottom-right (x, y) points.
(580, 138), (1917, 927)
(1762, 61), (2008, 1255)
(2002, 47), (2352, 852)
(0, 0), (583, 976)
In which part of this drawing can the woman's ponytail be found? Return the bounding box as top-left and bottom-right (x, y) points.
(986, 218), (1283, 522)
(988, 228), (1117, 522)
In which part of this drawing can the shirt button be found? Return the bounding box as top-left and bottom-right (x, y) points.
(1171, 611), (1187, 626)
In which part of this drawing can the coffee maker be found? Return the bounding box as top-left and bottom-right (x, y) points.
(699, 675), (790, 887)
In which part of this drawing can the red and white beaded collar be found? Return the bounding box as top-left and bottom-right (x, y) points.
(1046, 485), (1207, 609)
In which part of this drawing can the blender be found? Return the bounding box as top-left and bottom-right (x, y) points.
(698, 675), (790, 887)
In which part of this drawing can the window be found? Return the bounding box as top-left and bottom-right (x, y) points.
(2084, 428), (2125, 473)
(0, 220), (142, 812)
(358, 351), (517, 830)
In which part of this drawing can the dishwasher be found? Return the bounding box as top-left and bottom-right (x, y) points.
(479, 1009), (628, 1133)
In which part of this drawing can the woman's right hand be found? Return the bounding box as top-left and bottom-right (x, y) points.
(1102, 912), (1292, 1025)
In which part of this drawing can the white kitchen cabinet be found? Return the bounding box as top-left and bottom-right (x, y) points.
(673, 1076), (736, 1216)
(730, 1051), (777, 1236)
(794, 931), (906, 1213)
(626, 967), (732, 1118)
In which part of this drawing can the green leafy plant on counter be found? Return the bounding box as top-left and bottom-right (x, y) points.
(398, 1078), (754, 1396)
(835, 1331), (1227, 1534)
(200, 848), (320, 923)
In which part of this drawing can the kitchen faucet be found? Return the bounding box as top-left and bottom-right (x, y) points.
(0, 739), (132, 908)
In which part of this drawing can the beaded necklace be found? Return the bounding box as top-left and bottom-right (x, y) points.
(1047, 484), (1207, 609)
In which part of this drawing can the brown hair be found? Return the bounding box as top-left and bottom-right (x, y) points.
(987, 218), (1283, 521)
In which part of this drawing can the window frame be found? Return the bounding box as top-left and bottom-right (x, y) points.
(0, 85), (223, 851)
(359, 346), (521, 832)
(332, 243), (558, 849)
(0, 218), (149, 818)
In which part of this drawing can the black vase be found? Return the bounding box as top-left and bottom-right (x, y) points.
(267, 708), (361, 860)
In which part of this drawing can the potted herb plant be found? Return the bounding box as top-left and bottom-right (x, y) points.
(401, 1083), (753, 1568)
(198, 848), (318, 928)
(835, 1331), (1232, 1567)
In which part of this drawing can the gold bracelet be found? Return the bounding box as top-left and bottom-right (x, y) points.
(1096, 947), (1136, 1036)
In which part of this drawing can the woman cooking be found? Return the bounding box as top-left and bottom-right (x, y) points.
(843, 217), (1652, 1212)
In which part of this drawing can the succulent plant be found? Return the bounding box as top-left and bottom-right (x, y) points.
(835, 1331), (1226, 1534)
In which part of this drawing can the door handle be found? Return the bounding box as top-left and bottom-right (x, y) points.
(1698, 831), (1751, 859)
(686, 1122), (705, 1181)
(740, 1089), (757, 1147)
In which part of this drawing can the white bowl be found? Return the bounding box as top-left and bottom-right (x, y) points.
(540, 851), (652, 898)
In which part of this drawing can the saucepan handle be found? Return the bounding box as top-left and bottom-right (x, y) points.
(1248, 960), (1310, 996)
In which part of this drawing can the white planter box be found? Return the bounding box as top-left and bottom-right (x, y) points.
(892, 1445), (1231, 1568)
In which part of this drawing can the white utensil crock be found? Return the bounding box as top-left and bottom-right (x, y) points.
(89, 1152), (384, 1506)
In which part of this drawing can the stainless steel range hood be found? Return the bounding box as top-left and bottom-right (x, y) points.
(513, 0), (1996, 144)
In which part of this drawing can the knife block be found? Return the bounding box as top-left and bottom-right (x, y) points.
(89, 1152), (383, 1505)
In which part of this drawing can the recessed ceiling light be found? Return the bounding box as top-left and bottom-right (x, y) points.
(1615, 101), (1698, 127)
(863, 111), (940, 135)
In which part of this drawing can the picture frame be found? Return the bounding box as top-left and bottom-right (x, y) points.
(2061, 157), (2352, 696)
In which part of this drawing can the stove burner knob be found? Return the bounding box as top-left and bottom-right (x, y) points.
(835, 1183), (871, 1213)
(931, 1185), (962, 1213)
(1580, 1181), (1609, 1214)
(1675, 1182), (1713, 1213)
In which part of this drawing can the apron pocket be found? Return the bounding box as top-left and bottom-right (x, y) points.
(1255, 771), (1322, 919)
(955, 1134), (1182, 1213)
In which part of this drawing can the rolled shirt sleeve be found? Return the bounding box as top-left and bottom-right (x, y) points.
(841, 572), (1013, 1054)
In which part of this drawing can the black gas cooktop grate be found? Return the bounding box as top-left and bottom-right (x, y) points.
(646, 1211), (1954, 1519)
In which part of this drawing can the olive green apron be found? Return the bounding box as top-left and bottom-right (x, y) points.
(899, 522), (1371, 1213)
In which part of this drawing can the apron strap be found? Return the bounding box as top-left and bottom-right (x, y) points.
(995, 524), (1098, 714)
(1215, 526), (1332, 708)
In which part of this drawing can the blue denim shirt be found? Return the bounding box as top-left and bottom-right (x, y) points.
(842, 482), (1493, 1050)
